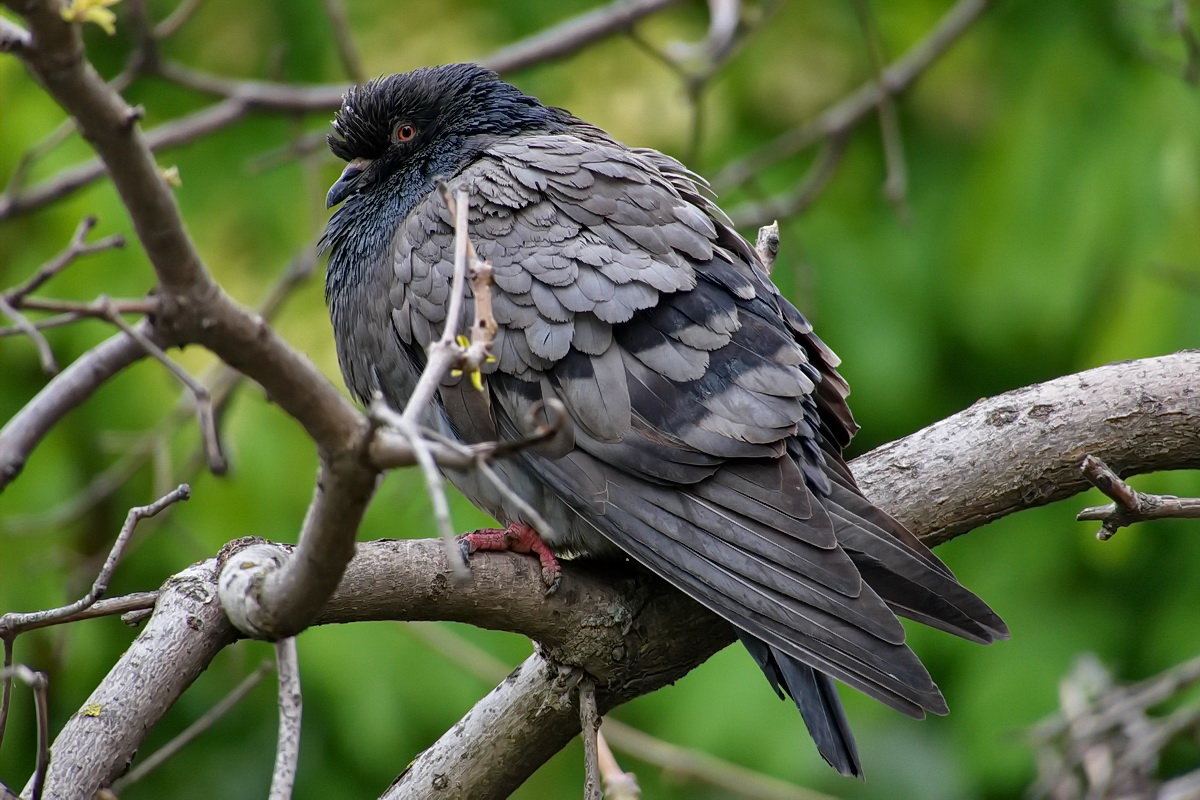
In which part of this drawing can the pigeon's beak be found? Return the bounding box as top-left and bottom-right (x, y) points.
(326, 157), (373, 208)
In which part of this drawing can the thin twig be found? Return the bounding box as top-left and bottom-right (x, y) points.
(153, 0), (203, 39)
(1172, 0), (1200, 85)
(0, 486), (189, 637)
(270, 638), (302, 800)
(401, 187), (474, 426)
(0, 312), (85, 338)
(484, 0), (685, 74)
(0, 295), (57, 374)
(730, 132), (851, 227)
(320, 0), (366, 83)
(113, 660), (272, 790)
(0, 638), (12, 751)
(98, 299), (227, 474)
(714, 0), (994, 192)
(596, 728), (640, 800)
(853, 0), (910, 221)
(15, 296), (157, 316)
(580, 677), (603, 800)
(1077, 454), (1200, 541)
(370, 398), (470, 581)
(4, 217), (125, 303)
(368, 187), (485, 580)
(0, 665), (50, 800)
(0, 592), (159, 635)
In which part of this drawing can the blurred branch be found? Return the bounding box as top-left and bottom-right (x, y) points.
(1030, 653), (1200, 800)
(0, 0), (688, 217)
(0, 99), (249, 221)
(320, 0), (367, 83)
(482, 0), (684, 74)
(729, 132), (850, 227)
(1076, 454), (1200, 541)
(1172, 0), (1200, 85)
(112, 661), (273, 792)
(853, 0), (910, 220)
(714, 0), (993, 193)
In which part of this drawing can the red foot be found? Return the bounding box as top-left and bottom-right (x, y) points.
(460, 522), (562, 594)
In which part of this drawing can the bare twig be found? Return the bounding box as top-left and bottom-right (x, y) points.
(96, 299), (227, 474)
(581, 677), (603, 800)
(0, 592), (159, 635)
(0, 328), (155, 489)
(0, 99), (249, 221)
(0, 295), (58, 374)
(1030, 653), (1200, 800)
(1076, 454), (1200, 541)
(0, 485), (189, 637)
(4, 217), (126, 303)
(729, 132), (850, 227)
(484, 0), (684, 74)
(153, 0), (203, 39)
(0, 665), (49, 800)
(113, 660), (272, 790)
(715, 0), (994, 192)
(0, 638), (12, 750)
(0, 312), (82, 338)
(1172, 0), (1200, 84)
(270, 638), (302, 800)
(320, 0), (366, 83)
(853, 0), (910, 220)
(596, 729), (640, 800)
(370, 397), (470, 581)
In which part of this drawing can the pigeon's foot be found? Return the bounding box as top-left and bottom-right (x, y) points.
(460, 521), (562, 595)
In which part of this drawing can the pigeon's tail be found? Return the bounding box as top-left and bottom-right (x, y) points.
(740, 634), (863, 778)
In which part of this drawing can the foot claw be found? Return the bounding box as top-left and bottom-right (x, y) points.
(459, 522), (561, 593)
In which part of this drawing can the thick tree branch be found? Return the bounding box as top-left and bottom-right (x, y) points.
(30, 353), (1200, 799)
(851, 352), (1200, 546)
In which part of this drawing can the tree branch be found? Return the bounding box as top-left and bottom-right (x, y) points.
(715, 0), (994, 192)
(0, 327), (154, 487)
(850, 352), (1200, 547)
(29, 352), (1200, 799)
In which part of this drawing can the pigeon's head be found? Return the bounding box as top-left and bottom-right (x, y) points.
(325, 63), (563, 208)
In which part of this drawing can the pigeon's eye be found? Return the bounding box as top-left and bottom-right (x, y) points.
(393, 123), (417, 143)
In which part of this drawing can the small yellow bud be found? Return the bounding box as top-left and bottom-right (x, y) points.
(61, 0), (121, 35)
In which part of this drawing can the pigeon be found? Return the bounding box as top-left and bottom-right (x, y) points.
(321, 63), (1008, 777)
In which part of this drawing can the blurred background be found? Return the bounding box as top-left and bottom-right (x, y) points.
(2, 0), (1200, 797)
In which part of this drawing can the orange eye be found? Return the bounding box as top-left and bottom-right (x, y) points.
(393, 123), (417, 143)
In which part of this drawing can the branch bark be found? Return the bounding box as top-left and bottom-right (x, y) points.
(852, 352), (1200, 546)
(28, 353), (1200, 800)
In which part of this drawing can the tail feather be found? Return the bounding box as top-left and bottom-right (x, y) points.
(740, 634), (863, 777)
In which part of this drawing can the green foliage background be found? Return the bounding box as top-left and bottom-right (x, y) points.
(2, 1), (1199, 797)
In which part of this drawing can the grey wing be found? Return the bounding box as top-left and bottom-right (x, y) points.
(390, 134), (1007, 718)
